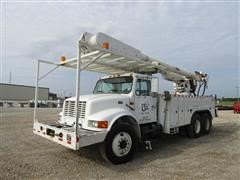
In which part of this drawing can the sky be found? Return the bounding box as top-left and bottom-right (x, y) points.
(1, 1), (239, 97)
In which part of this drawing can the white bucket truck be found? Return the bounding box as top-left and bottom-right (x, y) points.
(33, 32), (215, 164)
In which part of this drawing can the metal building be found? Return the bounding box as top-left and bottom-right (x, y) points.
(0, 83), (49, 101)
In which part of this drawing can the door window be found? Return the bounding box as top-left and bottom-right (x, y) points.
(135, 79), (151, 96)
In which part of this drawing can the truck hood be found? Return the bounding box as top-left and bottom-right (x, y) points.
(63, 94), (133, 129)
(66, 94), (131, 120)
(66, 94), (130, 103)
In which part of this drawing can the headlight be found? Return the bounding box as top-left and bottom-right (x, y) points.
(89, 120), (108, 128)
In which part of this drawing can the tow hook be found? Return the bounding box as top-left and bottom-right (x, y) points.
(145, 140), (152, 150)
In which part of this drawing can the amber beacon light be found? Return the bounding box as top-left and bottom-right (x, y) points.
(60, 56), (66, 62)
(102, 42), (109, 49)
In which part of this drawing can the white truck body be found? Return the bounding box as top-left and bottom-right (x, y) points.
(33, 32), (215, 163)
(58, 75), (215, 133)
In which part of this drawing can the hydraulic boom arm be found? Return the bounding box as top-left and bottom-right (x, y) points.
(60, 32), (209, 95)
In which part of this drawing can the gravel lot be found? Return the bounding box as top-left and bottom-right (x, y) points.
(0, 108), (239, 180)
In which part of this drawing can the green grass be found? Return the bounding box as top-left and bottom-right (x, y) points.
(218, 100), (235, 106)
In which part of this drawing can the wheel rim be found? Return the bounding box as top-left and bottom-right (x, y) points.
(112, 132), (132, 157)
(205, 118), (210, 131)
(194, 119), (201, 134)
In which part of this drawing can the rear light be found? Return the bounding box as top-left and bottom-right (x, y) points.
(67, 134), (71, 144)
(58, 132), (63, 141)
(77, 136), (80, 143)
(59, 132), (63, 138)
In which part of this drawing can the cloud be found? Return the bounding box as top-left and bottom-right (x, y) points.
(2, 1), (239, 97)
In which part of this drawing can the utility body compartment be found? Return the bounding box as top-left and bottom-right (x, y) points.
(158, 94), (215, 134)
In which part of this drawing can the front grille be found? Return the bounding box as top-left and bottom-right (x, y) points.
(64, 101), (86, 119)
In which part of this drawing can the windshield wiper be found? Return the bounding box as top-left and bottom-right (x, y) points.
(95, 90), (103, 94)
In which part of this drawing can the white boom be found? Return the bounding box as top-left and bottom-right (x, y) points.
(59, 32), (208, 95)
(60, 32), (208, 83)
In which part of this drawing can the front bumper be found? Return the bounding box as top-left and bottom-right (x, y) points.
(33, 121), (106, 150)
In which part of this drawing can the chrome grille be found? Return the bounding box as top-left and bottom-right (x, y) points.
(64, 101), (86, 119)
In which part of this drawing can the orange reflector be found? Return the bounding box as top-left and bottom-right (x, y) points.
(60, 56), (66, 62)
(97, 121), (108, 128)
(102, 42), (109, 49)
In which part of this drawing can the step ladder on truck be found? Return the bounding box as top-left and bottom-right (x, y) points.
(33, 32), (216, 164)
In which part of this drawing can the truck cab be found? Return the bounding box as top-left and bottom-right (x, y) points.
(59, 73), (158, 131)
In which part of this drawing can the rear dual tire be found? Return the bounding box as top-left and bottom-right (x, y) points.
(186, 113), (212, 138)
(186, 113), (202, 138)
(201, 113), (212, 134)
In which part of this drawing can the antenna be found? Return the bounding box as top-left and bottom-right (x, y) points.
(9, 71), (12, 84)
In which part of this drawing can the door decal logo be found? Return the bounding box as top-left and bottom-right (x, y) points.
(141, 103), (149, 112)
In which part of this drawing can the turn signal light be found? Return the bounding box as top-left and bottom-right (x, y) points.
(97, 121), (108, 128)
(102, 42), (109, 49)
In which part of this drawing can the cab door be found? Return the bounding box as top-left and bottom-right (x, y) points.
(134, 79), (157, 124)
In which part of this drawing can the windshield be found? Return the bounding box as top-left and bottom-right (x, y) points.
(93, 76), (133, 94)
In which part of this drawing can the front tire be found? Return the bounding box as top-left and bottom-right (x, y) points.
(100, 123), (138, 164)
(186, 113), (202, 138)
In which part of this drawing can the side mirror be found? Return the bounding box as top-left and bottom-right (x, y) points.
(151, 77), (159, 93)
(164, 91), (171, 101)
